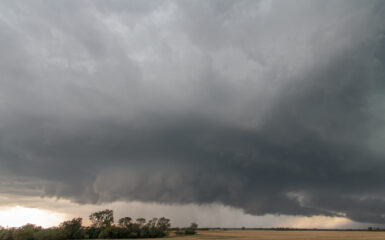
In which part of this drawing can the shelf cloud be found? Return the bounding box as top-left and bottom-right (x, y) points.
(0, 0), (385, 224)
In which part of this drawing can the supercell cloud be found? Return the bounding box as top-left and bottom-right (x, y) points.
(1, 0), (385, 224)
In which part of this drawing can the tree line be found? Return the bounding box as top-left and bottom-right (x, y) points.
(0, 209), (198, 240)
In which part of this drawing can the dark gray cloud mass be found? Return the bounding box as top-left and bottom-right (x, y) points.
(0, 0), (385, 224)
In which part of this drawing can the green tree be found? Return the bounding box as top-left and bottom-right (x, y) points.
(59, 218), (82, 239)
(33, 228), (65, 240)
(98, 226), (123, 239)
(0, 228), (15, 240)
(13, 224), (40, 240)
(83, 227), (102, 239)
(185, 223), (198, 235)
(156, 217), (170, 232)
(136, 218), (146, 226)
(147, 218), (158, 229)
(190, 223), (198, 230)
(118, 217), (132, 228)
(89, 209), (114, 228)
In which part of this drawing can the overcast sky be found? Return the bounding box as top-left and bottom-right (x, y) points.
(1, 0), (385, 228)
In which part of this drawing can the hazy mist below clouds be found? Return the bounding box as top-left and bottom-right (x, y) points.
(0, 0), (385, 225)
(0, 195), (367, 229)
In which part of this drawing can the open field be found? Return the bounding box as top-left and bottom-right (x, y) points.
(148, 230), (385, 240)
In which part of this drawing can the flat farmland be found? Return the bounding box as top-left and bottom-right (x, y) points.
(151, 230), (385, 240)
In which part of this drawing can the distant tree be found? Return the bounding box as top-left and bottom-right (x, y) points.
(0, 209), (176, 240)
(13, 224), (41, 240)
(59, 218), (82, 239)
(156, 217), (171, 232)
(118, 217), (132, 228)
(136, 218), (146, 226)
(89, 209), (114, 228)
(98, 226), (125, 239)
(83, 226), (102, 239)
(33, 228), (65, 240)
(190, 223), (198, 230)
(147, 218), (158, 229)
(0, 227), (15, 240)
(184, 223), (198, 235)
(138, 217), (169, 237)
(144, 218), (158, 237)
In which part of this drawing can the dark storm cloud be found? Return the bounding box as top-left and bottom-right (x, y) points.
(0, 0), (385, 224)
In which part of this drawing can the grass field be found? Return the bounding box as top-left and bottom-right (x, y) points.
(149, 230), (385, 240)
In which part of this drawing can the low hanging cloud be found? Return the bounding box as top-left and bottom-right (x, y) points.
(1, 0), (385, 224)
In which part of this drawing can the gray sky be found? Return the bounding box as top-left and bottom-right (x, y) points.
(0, 0), (385, 228)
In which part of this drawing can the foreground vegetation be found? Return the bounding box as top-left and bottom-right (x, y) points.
(0, 209), (197, 240)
